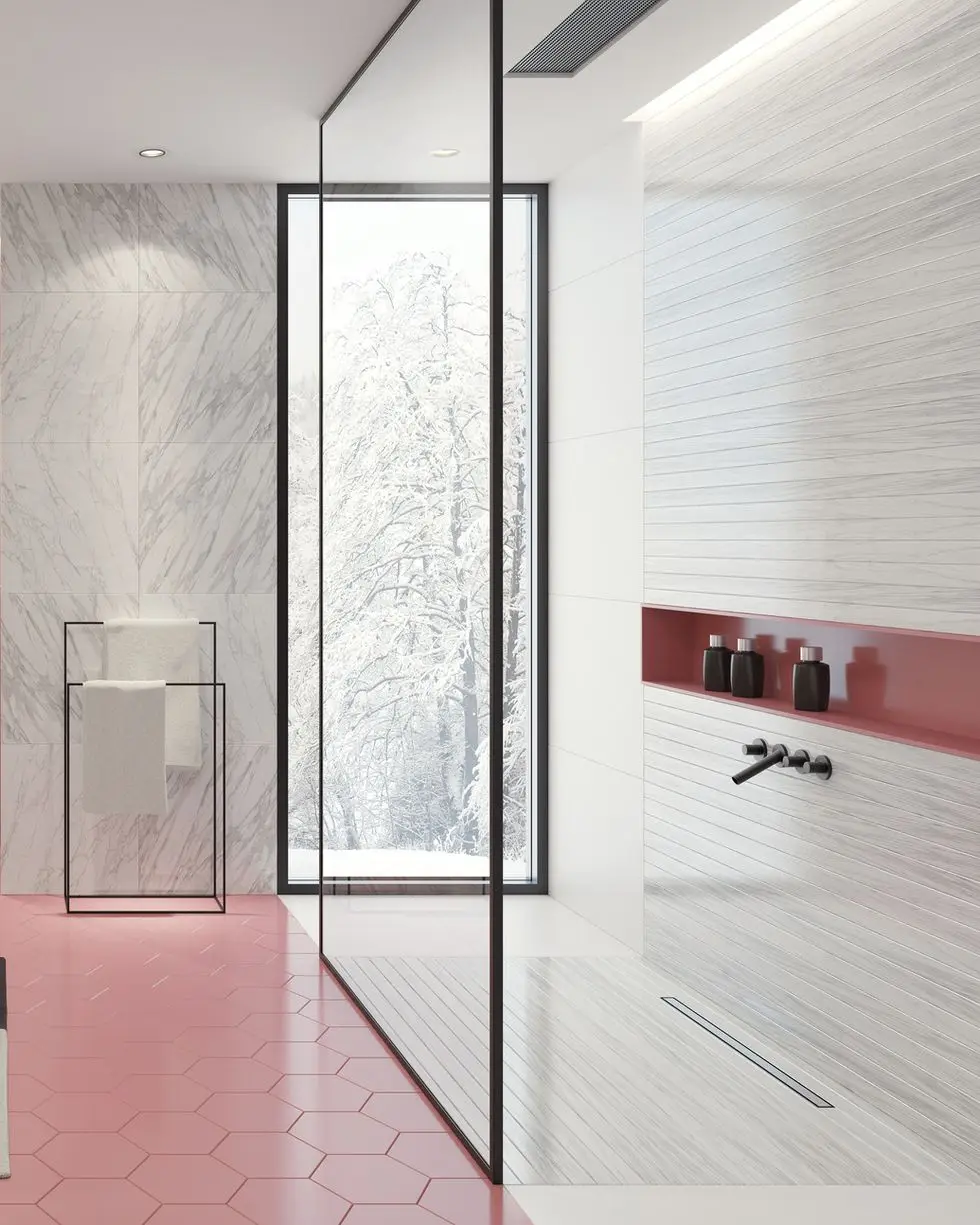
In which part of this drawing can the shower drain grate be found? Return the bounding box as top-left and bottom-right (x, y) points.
(662, 997), (834, 1108)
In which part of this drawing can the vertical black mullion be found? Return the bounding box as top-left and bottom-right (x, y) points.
(276, 185), (291, 895)
(535, 185), (550, 896)
(489, 0), (505, 1188)
(317, 134), (326, 957)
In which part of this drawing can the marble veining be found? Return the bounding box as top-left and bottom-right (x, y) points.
(2, 593), (138, 745)
(139, 443), (276, 594)
(1, 444), (139, 594)
(139, 291), (276, 442)
(225, 745), (277, 893)
(139, 593), (276, 743)
(1, 292), (139, 442)
(0, 183), (138, 292)
(0, 746), (64, 892)
(138, 184), (276, 292)
(137, 763), (216, 896)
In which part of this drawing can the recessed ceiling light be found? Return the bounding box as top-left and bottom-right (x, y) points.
(138, 148), (167, 159)
(430, 148), (459, 158)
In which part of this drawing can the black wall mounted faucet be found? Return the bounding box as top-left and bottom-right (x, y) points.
(732, 743), (787, 785)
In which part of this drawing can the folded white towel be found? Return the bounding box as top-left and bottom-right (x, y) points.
(104, 619), (202, 769)
(81, 681), (168, 816)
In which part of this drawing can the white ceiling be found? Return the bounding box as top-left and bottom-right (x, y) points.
(0, 0), (796, 184)
(0, 0), (406, 182)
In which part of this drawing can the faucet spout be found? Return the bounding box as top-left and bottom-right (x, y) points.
(731, 745), (787, 785)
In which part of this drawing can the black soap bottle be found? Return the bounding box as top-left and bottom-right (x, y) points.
(703, 634), (732, 693)
(730, 637), (764, 699)
(793, 645), (830, 712)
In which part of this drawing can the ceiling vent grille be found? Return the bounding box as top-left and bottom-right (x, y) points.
(507, 0), (668, 77)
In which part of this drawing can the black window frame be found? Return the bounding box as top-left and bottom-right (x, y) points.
(276, 181), (549, 898)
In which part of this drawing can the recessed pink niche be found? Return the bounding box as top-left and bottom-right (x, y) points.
(642, 605), (980, 759)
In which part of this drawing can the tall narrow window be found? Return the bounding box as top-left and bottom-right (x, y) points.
(282, 188), (545, 890)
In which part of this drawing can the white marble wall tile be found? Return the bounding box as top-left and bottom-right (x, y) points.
(225, 745), (276, 893)
(139, 594), (275, 743)
(70, 804), (141, 898)
(137, 757), (217, 896)
(2, 593), (139, 745)
(1, 444), (138, 594)
(1, 293), (139, 442)
(0, 184), (138, 292)
(139, 292), (276, 443)
(0, 745), (63, 892)
(138, 184), (276, 292)
(139, 443), (276, 594)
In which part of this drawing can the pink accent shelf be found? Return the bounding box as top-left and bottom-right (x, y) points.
(642, 605), (980, 761)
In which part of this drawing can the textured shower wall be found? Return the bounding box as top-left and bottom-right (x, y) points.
(0, 183), (277, 894)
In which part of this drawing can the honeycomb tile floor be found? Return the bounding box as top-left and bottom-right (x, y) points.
(0, 895), (528, 1224)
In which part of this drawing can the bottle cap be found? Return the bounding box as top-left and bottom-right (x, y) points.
(736, 637), (755, 652)
(800, 645), (823, 662)
(708, 634), (726, 648)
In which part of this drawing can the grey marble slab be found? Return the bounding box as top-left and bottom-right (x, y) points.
(1, 184), (138, 291)
(2, 593), (138, 745)
(138, 184), (276, 291)
(0, 745), (64, 892)
(1, 444), (138, 594)
(225, 745), (276, 893)
(1, 293), (139, 442)
(138, 594), (275, 744)
(139, 292), (276, 443)
(139, 443), (275, 594)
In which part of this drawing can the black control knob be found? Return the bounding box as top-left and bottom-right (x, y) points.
(782, 750), (810, 770)
(741, 738), (768, 757)
(802, 755), (833, 780)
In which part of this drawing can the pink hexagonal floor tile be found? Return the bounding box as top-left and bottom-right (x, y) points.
(149, 1209), (252, 1225)
(7, 1075), (52, 1112)
(210, 964), (292, 991)
(389, 1133), (482, 1179)
(112, 1041), (198, 1075)
(121, 1110), (227, 1154)
(420, 1180), (532, 1225)
(31, 1056), (126, 1093)
(318, 1028), (388, 1058)
(226, 987), (308, 1014)
(117, 1073), (210, 1111)
(229, 1177), (350, 1225)
(186, 1057), (280, 1093)
(312, 1154), (429, 1204)
(0, 1207), (56, 1224)
(213, 1132), (323, 1179)
(362, 1093), (444, 1132)
(36, 1132), (146, 1178)
(170, 997), (252, 1027)
(25, 1026), (116, 1059)
(276, 953), (323, 976)
(238, 1013), (325, 1043)
(176, 1026), (264, 1058)
(8, 1111), (57, 1155)
(300, 999), (364, 1027)
(255, 932), (313, 953)
(130, 1154), (245, 1204)
(272, 1073), (369, 1113)
(0, 1155), (61, 1204)
(254, 1042), (346, 1076)
(199, 1092), (301, 1133)
(340, 1059), (414, 1093)
(343, 1209), (447, 1225)
(35, 1091), (136, 1132)
(290, 1111), (397, 1155)
(285, 975), (347, 1001)
(38, 1179), (159, 1225)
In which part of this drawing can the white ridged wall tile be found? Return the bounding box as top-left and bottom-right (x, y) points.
(138, 184), (276, 291)
(1, 444), (138, 594)
(139, 443), (276, 595)
(0, 184), (138, 292)
(550, 430), (643, 603)
(1, 293), (139, 442)
(139, 293), (277, 443)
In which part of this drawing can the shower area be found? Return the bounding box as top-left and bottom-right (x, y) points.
(283, 0), (980, 1188)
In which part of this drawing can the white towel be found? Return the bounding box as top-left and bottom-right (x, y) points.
(81, 681), (168, 816)
(104, 619), (202, 768)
